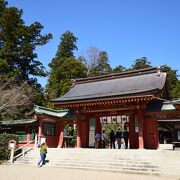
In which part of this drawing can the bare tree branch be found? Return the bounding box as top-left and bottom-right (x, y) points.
(86, 47), (100, 75)
(0, 79), (35, 116)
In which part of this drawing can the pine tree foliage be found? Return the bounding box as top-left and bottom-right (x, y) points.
(0, 0), (52, 118)
(0, 0), (52, 82)
(112, 65), (126, 73)
(46, 31), (86, 99)
(97, 51), (111, 75)
(171, 80), (180, 99)
(161, 65), (180, 99)
(131, 57), (152, 70)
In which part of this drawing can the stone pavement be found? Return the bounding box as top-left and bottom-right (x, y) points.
(0, 165), (179, 180)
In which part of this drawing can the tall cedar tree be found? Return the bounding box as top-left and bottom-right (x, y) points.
(46, 31), (87, 99)
(0, 0), (52, 118)
(0, 0), (52, 81)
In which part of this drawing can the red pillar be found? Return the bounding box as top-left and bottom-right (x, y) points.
(129, 112), (135, 148)
(76, 111), (82, 148)
(137, 109), (144, 149)
(146, 117), (159, 149)
(80, 120), (89, 148)
(95, 116), (102, 133)
(76, 121), (81, 148)
(143, 116), (148, 148)
(38, 120), (43, 144)
(58, 122), (64, 148)
(26, 128), (31, 142)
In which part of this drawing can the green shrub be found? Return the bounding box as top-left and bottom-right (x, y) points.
(0, 134), (18, 160)
(70, 138), (76, 147)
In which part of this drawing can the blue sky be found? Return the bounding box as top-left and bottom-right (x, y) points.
(8, 0), (180, 87)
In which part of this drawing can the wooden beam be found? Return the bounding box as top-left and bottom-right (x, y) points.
(54, 95), (154, 107)
(81, 107), (135, 113)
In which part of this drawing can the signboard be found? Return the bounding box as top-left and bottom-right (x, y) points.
(135, 116), (139, 132)
(8, 140), (16, 150)
(178, 131), (180, 140)
(89, 131), (95, 147)
(89, 118), (96, 147)
(9, 143), (15, 149)
(100, 115), (129, 126)
(117, 116), (122, 124)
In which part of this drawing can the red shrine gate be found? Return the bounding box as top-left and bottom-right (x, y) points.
(33, 68), (180, 149)
(35, 104), (160, 149)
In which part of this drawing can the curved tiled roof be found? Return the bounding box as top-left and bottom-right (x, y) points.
(0, 119), (37, 125)
(51, 68), (167, 103)
(34, 105), (75, 117)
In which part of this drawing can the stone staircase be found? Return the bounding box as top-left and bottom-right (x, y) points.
(12, 148), (180, 178)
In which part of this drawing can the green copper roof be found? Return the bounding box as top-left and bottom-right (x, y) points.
(145, 99), (176, 112)
(0, 119), (37, 125)
(34, 105), (76, 118)
(161, 103), (175, 111)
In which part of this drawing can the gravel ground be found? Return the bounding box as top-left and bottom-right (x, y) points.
(0, 165), (179, 180)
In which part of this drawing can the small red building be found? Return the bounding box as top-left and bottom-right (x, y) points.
(34, 106), (76, 148)
(0, 119), (38, 147)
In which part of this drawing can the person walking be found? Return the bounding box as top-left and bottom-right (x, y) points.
(110, 130), (115, 149)
(116, 128), (122, 149)
(94, 132), (101, 149)
(101, 130), (107, 148)
(123, 130), (129, 149)
(38, 142), (47, 167)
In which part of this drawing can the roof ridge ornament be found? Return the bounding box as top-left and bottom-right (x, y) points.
(75, 67), (161, 84)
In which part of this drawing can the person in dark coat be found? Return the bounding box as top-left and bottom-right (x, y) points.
(116, 128), (122, 149)
(123, 130), (129, 149)
(110, 130), (115, 149)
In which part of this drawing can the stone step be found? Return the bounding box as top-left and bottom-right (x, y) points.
(12, 163), (160, 176)
(13, 162), (159, 175)
(15, 159), (158, 168)
(22, 151), (179, 157)
(12, 148), (180, 178)
(14, 155), (159, 165)
(18, 156), (179, 165)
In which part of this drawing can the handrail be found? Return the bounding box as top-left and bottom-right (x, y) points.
(13, 140), (35, 161)
(14, 140), (34, 153)
(12, 134), (38, 162)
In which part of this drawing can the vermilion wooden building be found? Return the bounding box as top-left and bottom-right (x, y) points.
(35, 67), (180, 149)
(1, 67), (180, 149)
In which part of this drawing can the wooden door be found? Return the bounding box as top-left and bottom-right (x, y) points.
(146, 118), (158, 149)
